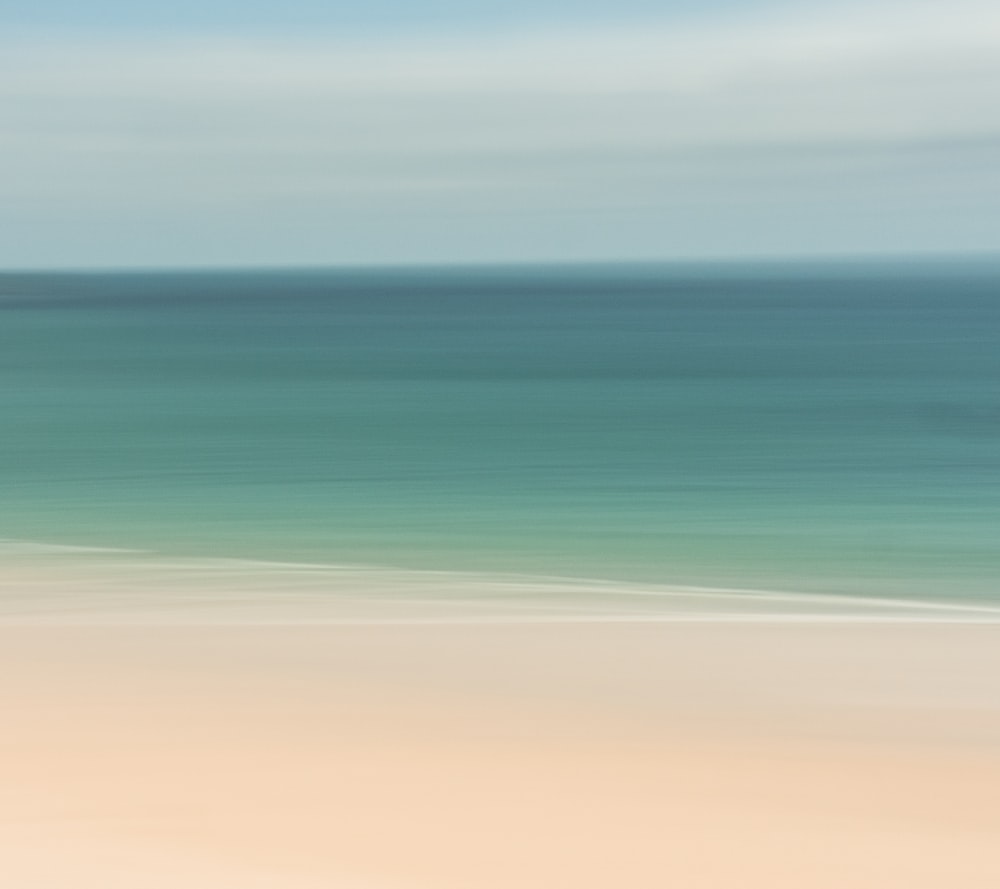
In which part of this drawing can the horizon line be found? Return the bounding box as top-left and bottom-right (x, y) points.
(4, 249), (1000, 276)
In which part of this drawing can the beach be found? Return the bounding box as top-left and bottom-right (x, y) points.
(3, 611), (999, 888)
(2, 263), (999, 885)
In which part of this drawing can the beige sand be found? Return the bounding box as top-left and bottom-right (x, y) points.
(2, 621), (999, 888)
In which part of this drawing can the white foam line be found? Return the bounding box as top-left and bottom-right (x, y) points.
(0, 538), (147, 555)
(127, 572), (1000, 618)
(82, 558), (1000, 615)
(54, 576), (1000, 619)
(585, 586), (1000, 615)
(8, 541), (1000, 618)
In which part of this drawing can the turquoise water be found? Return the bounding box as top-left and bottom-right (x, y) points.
(2, 259), (998, 602)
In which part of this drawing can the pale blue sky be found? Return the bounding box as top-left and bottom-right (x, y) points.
(2, 0), (999, 268)
(3, 0), (776, 33)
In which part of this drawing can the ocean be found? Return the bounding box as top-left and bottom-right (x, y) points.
(2, 259), (998, 616)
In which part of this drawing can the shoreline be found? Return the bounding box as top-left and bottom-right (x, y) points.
(4, 542), (1000, 627)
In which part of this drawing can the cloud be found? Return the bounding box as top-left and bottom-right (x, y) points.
(2, 0), (999, 265)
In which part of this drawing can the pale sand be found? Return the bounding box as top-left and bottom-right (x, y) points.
(2, 621), (999, 888)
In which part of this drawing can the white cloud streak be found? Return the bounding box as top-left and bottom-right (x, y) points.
(2, 0), (999, 265)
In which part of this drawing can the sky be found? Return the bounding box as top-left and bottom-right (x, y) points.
(2, 0), (999, 268)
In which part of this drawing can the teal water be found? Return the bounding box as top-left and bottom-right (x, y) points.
(2, 260), (998, 603)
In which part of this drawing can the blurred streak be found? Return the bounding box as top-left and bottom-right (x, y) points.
(2, 617), (1000, 888)
(2, 263), (998, 600)
(2, 2), (999, 885)
(2, 1), (1000, 265)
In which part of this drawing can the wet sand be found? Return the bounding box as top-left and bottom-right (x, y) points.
(2, 620), (999, 888)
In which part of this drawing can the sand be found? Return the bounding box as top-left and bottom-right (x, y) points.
(2, 619), (999, 888)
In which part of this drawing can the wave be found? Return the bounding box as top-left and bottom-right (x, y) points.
(3, 539), (1000, 625)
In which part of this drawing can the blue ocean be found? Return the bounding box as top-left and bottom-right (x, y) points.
(2, 259), (998, 609)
